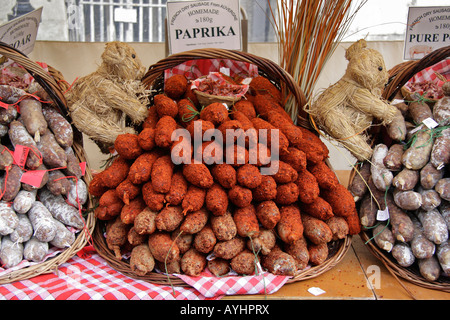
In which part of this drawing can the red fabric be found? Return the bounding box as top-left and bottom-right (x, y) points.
(176, 270), (290, 298)
(406, 58), (450, 84)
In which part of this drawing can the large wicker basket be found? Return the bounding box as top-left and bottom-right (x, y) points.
(0, 42), (96, 284)
(353, 45), (450, 293)
(93, 48), (352, 287)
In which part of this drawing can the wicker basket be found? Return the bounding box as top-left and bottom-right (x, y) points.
(93, 48), (352, 287)
(0, 42), (96, 284)
(352, 46), (450, 293)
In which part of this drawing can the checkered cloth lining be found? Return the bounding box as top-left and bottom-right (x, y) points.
(163, 59), (259, 81)
(406, 58), (450, 86)
(176, 271), (290, 298)
(0, 246), (290, 300)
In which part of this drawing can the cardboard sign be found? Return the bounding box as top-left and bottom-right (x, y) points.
(0, 7), (43, 55)
(404, 6), (450, 60)
(167, 0), (242, 55)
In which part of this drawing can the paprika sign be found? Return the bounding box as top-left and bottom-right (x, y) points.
(404, 6), (450, 60)
(167, 0), (242, 55)
(0, 7), (42, 55)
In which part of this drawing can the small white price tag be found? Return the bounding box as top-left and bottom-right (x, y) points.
(377, 207), (390, 221)
(422, 117), (439, 129)
(308, 287), (326, 296)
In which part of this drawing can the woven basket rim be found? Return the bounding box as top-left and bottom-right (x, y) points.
(93, 48), (352, 287)
(194, 89), (242, 107)
(0, 42), (96, 284)
(194, 90), (241, 101)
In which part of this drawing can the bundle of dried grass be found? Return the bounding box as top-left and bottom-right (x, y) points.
(268, 0), (366, 122)
(66, 41), (150, 152)
(308, 39), (398, 161)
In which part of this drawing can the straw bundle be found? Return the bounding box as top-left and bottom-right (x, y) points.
(66, 42), (150, 152)
(307, 39), (397, 161)
(268, 0), (366, 123)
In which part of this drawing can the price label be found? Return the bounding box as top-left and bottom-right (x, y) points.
(377, 207), (390, 221)
(0, 7), (42, 55)
(20, 170), (46, 187)
(308, 287), (326, 296)
(422, 117), (439, 129)
(12, 145), (29, 168)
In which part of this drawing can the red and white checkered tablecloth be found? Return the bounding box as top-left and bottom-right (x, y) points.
(0, 246), (290, 300)
(0, 247), (203, 300)
(176, 271), (290, 298)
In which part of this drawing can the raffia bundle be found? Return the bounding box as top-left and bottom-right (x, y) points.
(307, 39), (397, 161)
(66, 42), (150, 152)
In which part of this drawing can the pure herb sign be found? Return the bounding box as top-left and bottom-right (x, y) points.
(404, 6), (450, 60)
(167, 0), (241, 55)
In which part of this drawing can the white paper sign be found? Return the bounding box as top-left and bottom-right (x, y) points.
(404, 6), (450, 60)
(167, 0), (242, 55)
(0, 7), (43, 55)
(377, 207), (390, 221)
